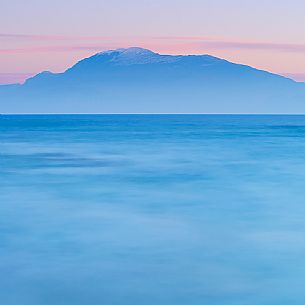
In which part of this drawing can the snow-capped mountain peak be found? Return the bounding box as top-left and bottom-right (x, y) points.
(97, 47), (180, 65)
(97, 47), (156, 56)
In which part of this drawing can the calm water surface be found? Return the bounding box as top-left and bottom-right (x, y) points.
(1, 115), (305, 305)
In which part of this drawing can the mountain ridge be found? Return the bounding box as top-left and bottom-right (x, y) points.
(1, 47), (305, 113)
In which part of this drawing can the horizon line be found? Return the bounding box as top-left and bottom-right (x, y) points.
(3, 113), (305, 116)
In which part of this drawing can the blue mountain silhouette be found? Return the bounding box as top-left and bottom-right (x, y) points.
(1, 47), (305, 113)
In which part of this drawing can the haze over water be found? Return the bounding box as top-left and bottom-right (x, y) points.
(1, 114), (305, 305)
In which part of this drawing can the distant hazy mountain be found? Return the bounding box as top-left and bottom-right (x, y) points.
(1, 47), (305, 113)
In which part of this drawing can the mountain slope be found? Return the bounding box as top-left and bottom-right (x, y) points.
(1, 47), (305, 113)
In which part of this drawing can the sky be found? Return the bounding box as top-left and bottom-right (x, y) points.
(1, 0), (305, 84)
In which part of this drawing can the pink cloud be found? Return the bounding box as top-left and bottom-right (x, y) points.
(1, 34), (305, 54)
(0, 45), (115, 54)
(197, 40), (305, 53)
(0, 33), (116, 41)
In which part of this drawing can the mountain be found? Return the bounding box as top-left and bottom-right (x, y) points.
(1, 47), (305, 113)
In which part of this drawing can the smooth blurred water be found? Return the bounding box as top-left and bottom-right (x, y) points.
(1, 114), (305, 305)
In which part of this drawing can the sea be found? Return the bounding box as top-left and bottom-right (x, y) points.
(1, 114), (305, 305)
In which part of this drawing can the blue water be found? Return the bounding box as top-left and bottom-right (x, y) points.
(1, 115), (305, 305)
